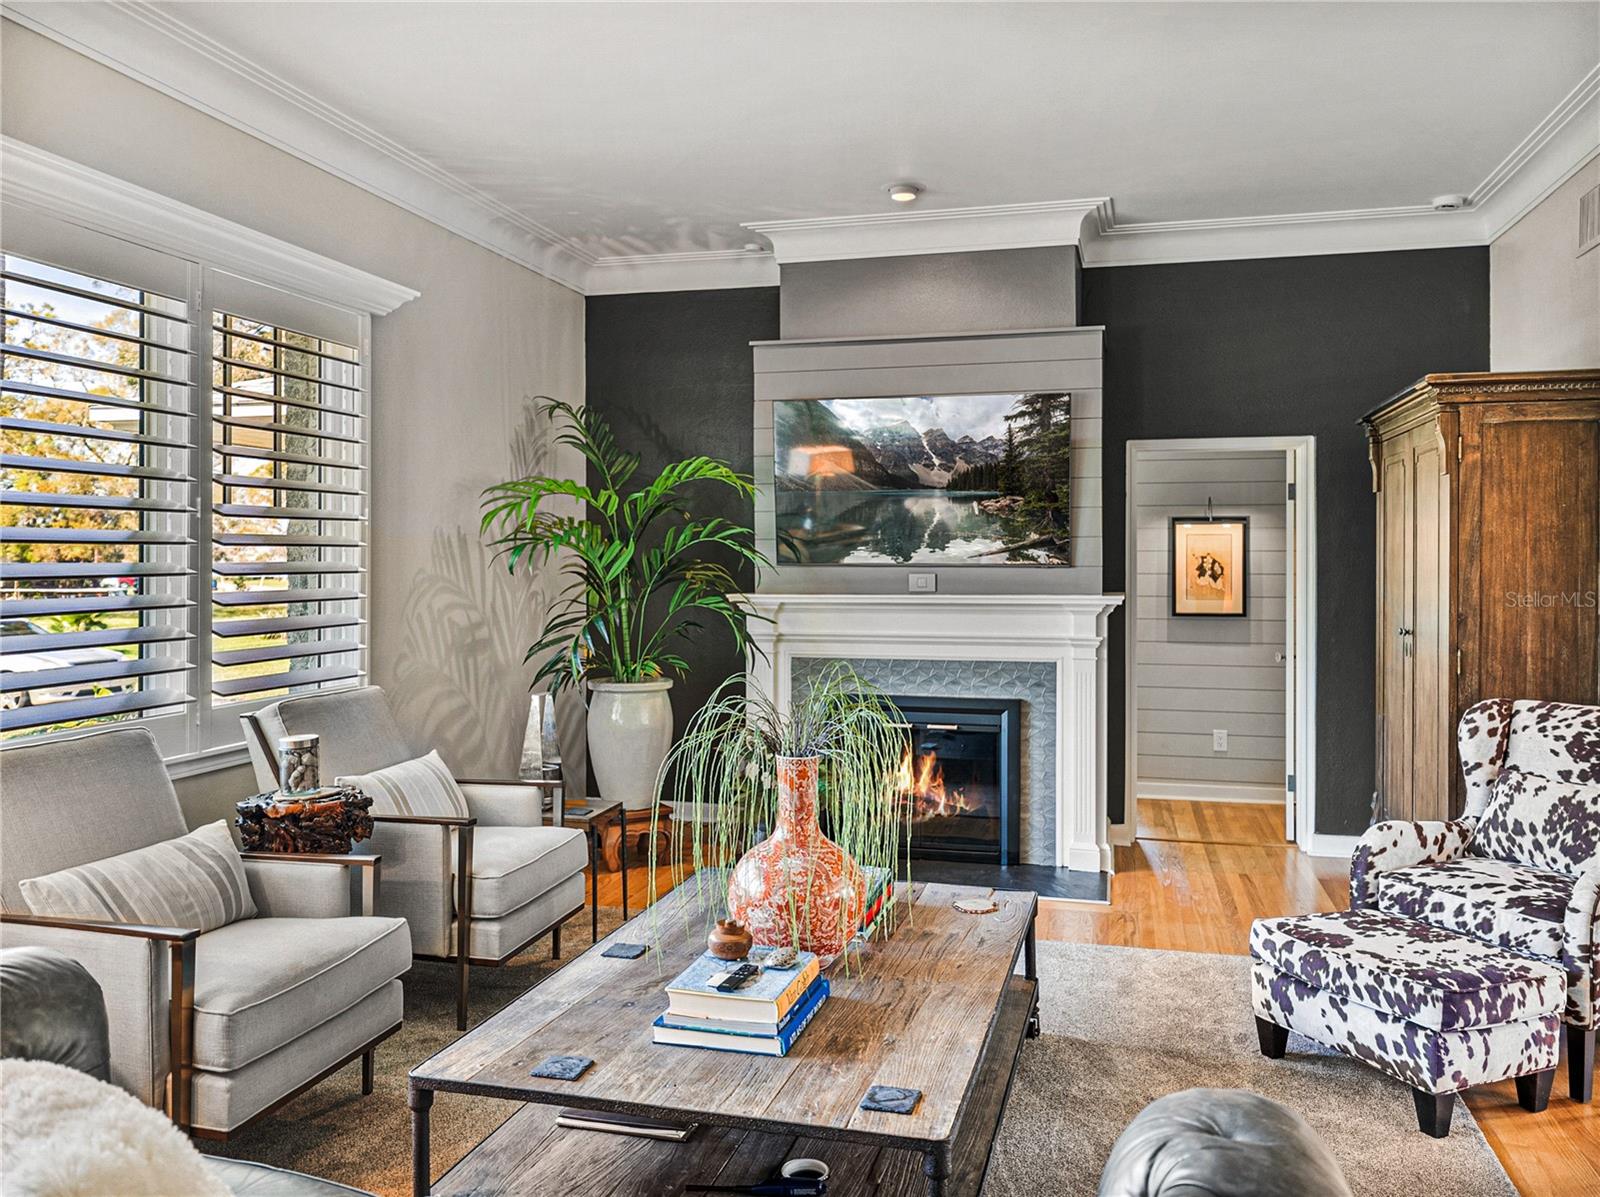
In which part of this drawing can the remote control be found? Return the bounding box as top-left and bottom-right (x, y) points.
(714, 963), (761, 992)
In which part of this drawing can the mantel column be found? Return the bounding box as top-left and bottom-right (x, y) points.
(1059, 635), (1111, 872)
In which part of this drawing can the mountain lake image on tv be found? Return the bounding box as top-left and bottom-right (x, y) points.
(774, 392), (1070, 565)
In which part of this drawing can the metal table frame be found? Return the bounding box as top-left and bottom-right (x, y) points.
(408, 896), (1039, 1197)
(562, 798), (627, 941)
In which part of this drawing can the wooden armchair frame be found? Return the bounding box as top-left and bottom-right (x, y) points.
(0, 853), (382, 1136)
(392, 776), (579, 1030)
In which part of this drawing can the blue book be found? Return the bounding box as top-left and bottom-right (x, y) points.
(658, 978), (830, 1038)
(664, 950), (820, 1023)
(652, 978), (828, 1056)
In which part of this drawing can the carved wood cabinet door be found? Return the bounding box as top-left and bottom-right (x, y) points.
(1456, 398), (1600, 715)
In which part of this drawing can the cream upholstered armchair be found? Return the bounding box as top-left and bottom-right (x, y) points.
(241, 685), (586, 1030)
(1350, 699), (1600, 1103)
(0, 726), (410, 1138)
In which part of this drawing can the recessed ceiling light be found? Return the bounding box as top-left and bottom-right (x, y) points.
(886, 182), (922, 204)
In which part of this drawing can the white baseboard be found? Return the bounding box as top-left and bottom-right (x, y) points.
(1108, 821), (1136, 848)
(1138, 781), (1287, 805)
(1303, 833), (1360, 859)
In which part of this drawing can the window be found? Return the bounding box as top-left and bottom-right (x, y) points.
(210, 310), (365, 705)
(1, 213), (376, 762)
(1, 253), (196, 735)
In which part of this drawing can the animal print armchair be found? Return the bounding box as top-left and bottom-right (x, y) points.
(1350, 699), (1600, 1102)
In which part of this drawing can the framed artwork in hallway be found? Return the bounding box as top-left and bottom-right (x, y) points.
(1170, 516), (1250, 617)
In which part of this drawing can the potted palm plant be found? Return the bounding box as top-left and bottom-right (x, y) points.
(481, 399), (767, 810)
(654, 664), (910, 967)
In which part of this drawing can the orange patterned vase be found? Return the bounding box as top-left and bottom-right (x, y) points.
(726, 755), (867, 968)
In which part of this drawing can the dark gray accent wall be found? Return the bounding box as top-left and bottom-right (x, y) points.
(780, 247), (1079, 339)
(586, 248), (1489, 837)
(584, 287), (781, 741)
(1083, 248), (1490, 836)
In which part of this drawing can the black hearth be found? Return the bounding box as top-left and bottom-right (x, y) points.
(890, 694), (1022, 866)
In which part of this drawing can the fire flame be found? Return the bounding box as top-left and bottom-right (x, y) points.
(895, 745), (976, 820)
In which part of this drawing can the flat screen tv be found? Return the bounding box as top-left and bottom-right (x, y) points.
(773, 392), (1070, 566)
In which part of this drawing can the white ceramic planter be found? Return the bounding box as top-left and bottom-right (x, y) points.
(586, 678), (674, 811)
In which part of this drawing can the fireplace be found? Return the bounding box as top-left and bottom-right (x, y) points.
(890, 695), (1022, 865)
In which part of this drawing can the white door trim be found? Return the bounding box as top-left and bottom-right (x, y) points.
(1116, 435), (1319, 852)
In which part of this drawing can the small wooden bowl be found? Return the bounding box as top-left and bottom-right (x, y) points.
(707, 918), (754, 960)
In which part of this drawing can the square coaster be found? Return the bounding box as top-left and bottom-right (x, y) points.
(602, 942), (647, 960)
(530, 1055), (593, 1081)
(860, 1085), (921, 1115)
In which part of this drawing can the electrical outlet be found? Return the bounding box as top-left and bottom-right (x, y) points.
(1212, 729), (1229, 753)
(908, 572), (937, 594)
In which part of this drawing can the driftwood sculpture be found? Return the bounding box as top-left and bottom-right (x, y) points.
(236, 786), (374, 854)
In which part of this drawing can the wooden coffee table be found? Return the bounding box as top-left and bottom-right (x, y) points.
(409, 881), (1039, 1197)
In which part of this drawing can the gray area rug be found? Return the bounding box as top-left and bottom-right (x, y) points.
(984, 942), (1517, 1197)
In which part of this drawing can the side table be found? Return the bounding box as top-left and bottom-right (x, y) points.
(562, 798), (626, 941)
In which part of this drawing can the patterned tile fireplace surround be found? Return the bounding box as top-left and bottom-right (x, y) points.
(743, 593), (1123, 873)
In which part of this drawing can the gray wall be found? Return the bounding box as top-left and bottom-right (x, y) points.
(2, 22), (586, 829)
(584, 287), (780, 766)
(780, 247), (1079, 340)
(1133, 448), (1287, 795)
(1491, 158), (1600, 370)
(1087, 248), (1490, 837)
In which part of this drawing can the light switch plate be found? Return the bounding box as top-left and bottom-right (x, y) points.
(1212, 729), (1229, 752)
(908, 572), (937, 593)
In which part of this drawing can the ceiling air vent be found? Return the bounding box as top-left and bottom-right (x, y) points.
(1580, 181), (1600, 258)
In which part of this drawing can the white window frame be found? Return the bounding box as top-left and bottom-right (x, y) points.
(1, 137), (416, 775)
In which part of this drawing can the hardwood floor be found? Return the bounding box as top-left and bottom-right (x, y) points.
(583, 860), (679, 912)
(1037, 800), (1599, 1196)
(1135, 796), (1291, 848)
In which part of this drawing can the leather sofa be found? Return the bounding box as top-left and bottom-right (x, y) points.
(1097, 1088), (1351, 1197)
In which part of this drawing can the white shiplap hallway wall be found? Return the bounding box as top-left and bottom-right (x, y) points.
(1134, 448), (1289, 801)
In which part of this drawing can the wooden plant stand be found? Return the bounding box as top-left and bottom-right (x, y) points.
(599, 803), (671, 872)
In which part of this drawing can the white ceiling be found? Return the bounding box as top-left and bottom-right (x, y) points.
(8, 1), (1600, 292)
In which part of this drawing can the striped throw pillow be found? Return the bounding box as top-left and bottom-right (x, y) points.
(20, 820), (256, 933)
(338, 750), (467, 819)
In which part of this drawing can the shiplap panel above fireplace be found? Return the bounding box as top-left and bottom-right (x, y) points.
(751, 325), (1105, 594)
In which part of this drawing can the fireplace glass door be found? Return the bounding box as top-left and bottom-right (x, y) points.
(890, 696), (1021, 865)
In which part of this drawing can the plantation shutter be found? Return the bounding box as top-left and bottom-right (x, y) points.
(1, 248), (197, 732)
(208, 283), (367, 703)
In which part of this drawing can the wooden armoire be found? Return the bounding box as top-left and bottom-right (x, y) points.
(1365, 369), (1600, 823)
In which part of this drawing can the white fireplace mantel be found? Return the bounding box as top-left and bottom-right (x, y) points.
(739, 592), (1124, 873)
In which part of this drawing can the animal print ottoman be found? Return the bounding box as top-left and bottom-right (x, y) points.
(1249, 909), (1563, 1137)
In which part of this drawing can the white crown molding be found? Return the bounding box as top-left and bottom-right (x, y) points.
(1081, 63), (1600, 267)
(1, 0), (594, 293)
(584, 249), (779, 296)
(6, 2), (1596, 291)
(0, 136), (418, 314)
(745, 200), (1107, 265)
(1078, 198), (1488, 267)
(1474, 61), (1600, 241)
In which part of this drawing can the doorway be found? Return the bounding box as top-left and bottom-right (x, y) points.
(1121, 437), (1317, 850)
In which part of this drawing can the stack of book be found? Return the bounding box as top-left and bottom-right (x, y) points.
(652, 951), (827, 1056)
